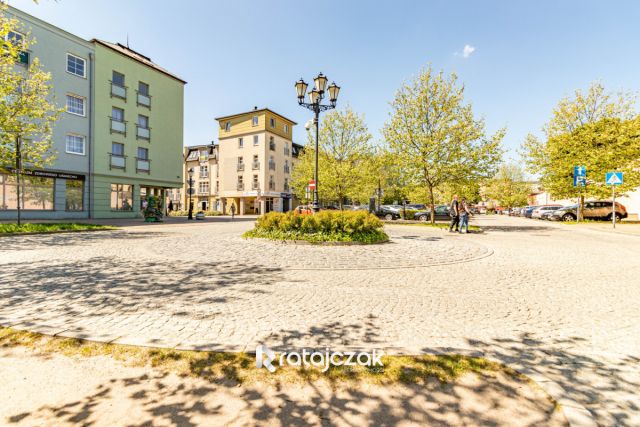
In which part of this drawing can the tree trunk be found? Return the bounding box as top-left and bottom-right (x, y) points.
(428, 184), (436, 224)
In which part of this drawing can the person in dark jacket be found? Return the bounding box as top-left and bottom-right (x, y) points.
(449, 195), (459, 232)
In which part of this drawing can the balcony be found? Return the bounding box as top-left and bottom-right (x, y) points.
(268, 162), (276, 171)
(237, 182), (244, 191)
(252, 161), (260, 170)
(137, 91), (151, 108)
(197, 189), (209, 196)
(136, 125), (151, 140)
(136, 158), (150, 173)
(109, 153), (126, 170)
(237, 163), (245, 171)
(111, 82), (127, 100)
(252, 181), (259, 190)
(110, 118), (126, 135)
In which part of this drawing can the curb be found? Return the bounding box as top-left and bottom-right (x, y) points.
(0, 228), (117, 238)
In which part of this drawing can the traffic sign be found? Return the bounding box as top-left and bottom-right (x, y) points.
(573, 166), (586, 187)
(606, 172), (623, 186)
(308, 180), (316, 189)
(187, 188), (195, 196)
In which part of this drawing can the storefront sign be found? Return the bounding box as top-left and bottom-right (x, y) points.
(6, 168), (85, 181)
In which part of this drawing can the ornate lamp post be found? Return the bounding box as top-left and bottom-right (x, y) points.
(295, 73), (340, 212)
(187, 167), (195, 220)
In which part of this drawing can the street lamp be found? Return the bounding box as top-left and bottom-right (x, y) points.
(187, 167), (194, 220)
(295, 73), (340, 212)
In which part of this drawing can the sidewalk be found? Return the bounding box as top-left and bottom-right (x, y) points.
(0, 215), (259, 228)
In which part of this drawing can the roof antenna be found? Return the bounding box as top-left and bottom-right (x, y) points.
(126, 33), (130, 48)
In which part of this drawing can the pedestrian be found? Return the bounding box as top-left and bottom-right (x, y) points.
(449, 195), (459, 232)
(459, 197), (470, 234)
(230, 203), (236, 220)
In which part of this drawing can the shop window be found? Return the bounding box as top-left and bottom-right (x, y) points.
(111, 184), (133, 211)
(65, 180), (84, 211)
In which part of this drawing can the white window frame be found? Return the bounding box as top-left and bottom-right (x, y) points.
(238, 137), (244, 148)
(252, 116), (259, 126)
(225, 122), (231, 131)
(284, 124), (289, 133)
(65, 133), (86, 155)
(253, 135), (259, 146)
(66, 94), (86, 116)
(66, 53), (86, 78)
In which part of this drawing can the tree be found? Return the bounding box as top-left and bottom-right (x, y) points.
(483, 163), (533, 210)
(383, 66), (504, 223)
(522, 83), (637, 220)
(1, 2), (61, 224)
(291, 107), (376, 208)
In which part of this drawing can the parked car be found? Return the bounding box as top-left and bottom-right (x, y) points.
(405, 204), (427, 211)
(531, 205), (563, 219)
(549, 201), (628, 222)
(375, 206), (401, 220)
(195, 211), (206, 220)
(523, 206), (541, 218)
(414, 205), (451, 222)
(540, 210), (557, 220)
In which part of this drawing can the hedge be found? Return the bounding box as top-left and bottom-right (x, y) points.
(244, 210), (388, 244)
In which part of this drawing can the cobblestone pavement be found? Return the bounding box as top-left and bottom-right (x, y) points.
(1, 216), (639, 425)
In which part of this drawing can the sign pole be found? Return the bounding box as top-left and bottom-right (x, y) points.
(612, 184), (616, 229)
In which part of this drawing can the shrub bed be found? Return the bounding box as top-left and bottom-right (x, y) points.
(244, 210), (388, 244)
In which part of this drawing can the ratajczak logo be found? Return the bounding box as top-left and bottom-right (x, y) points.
(255, 344), (384, 373)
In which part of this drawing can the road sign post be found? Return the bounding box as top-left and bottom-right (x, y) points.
(605, 172), (623, 229)
(574, 166), (587, 221)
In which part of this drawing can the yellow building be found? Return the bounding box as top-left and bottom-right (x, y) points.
(180, 144), (218, 212)
(213, 108), (301, 215)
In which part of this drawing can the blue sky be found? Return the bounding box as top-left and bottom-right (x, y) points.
(10, 0), (640, 160)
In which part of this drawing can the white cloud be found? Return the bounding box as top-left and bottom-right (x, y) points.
(462, 44), (476, 58)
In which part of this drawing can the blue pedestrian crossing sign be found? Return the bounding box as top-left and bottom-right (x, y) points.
(606, 172), (623, 186)
(573, 166), (587, 187)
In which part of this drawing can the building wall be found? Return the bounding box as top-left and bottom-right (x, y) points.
(2, 7), (93, 220)
(91, 42), (185, 218)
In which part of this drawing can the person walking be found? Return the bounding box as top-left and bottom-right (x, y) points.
(230, 203), (236, 220)
(459, 197), (470, 234)
(449, 195), (460, 232)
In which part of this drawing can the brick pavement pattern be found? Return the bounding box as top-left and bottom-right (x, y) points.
(1, 216), (639, 425)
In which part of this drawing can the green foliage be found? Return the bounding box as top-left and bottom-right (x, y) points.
(291, 107), (377, 206)
(245, 210), (388, 244)
(143, 196), (163, 221)
(0, 223), (114, 234)
(483, 163), (533, 209)
(523, 85), (640, 201)
(383, 65), (504, 223)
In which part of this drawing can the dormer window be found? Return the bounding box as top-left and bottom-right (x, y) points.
(252, 116), (259, 126)
(225, 122), (231, 131)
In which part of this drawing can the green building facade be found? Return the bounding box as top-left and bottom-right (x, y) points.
(90, 40), (186, 219)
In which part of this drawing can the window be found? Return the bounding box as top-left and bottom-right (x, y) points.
(137, 114), (149, 129)
(7, 31), (24, 47)
(0, 174), (54, 211)
(200, 165), (208, 178)
(284, 178), (290, 192)
(66, 94), (85, 116)
(253, 135), (259, 146)
(137, 147), (148, 160)
(238, 137), (244, 148)
(112, 107), (124, 122)
(110, 184), (133, 211)
(65, 180), (84, 211)
(112, 142), (124, 156)
(284, 124), (289, 134)
(269, 175), (275, 190)
(138, 82), (149, 96)
(252, 174), (259, 189)
(6, 31), (28, 65)
(112, 71), (125, 87)
(252, 154), (260, 170)
(198, 181), (209, 194)
(65, 134), (85, 155)
(225, 122), (231, 131)
(269, 156), (275, 170)
(252, 116), (259, 126)
(270, 117), (275, 128)
(237, 175), (244, 190)
(269, 136), (275, 151)
(284, 142), (290, 156)
(284, 160), (289, 174)
(66, 54), (86, 77)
